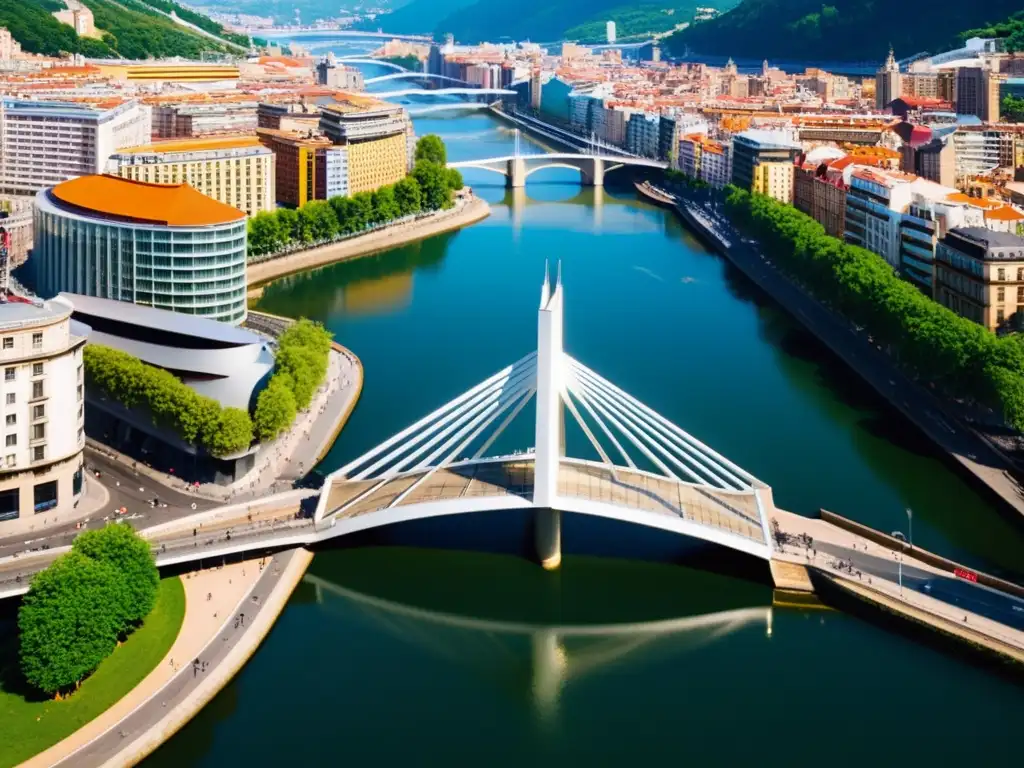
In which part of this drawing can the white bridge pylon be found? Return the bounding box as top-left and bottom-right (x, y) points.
(315, 267), (775, 567)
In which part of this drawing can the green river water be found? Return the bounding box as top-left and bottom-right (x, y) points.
(147, 51), (1023, 766)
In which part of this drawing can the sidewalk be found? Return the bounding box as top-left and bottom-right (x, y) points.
(23, 560), (264, 768)
(45, 549), (312, 768)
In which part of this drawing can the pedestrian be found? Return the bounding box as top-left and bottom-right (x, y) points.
(240, 612), (245, 626)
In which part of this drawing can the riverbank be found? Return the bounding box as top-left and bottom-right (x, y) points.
(246, 196), (491, 296)
(42, 549), (313, 768)
(668, 193), (1024, 524)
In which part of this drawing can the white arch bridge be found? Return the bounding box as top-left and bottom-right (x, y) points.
(373, 87), (516, 100)
(365, 72), (473, 86)
(314, 267), (775, 568)
(448, 153), (668, 187)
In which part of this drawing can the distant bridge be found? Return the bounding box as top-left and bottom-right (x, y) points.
(248, 29), (431, 42)
(366, 72), (472, 86)
(375, 87), (516, 99)
(337, 57), (407, 71)
(449, 152), (667, 187)
(407, 103), (495, 116)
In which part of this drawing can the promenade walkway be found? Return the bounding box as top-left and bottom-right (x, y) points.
(670, 191), (1024, 520)
(45, 549), (312, 768)
(22, 560), (264, 768)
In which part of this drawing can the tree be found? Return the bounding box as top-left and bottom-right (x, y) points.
(298, 200), (339, 243)
(394, 176), (423, 217)
(253, 376), (298, 441)
(1002, 93), (1024, 123)
(371, 185), (402, 223)
(445, 167), (464, 192)
(415, 134), (448, 166)
(72, 523), (158, 626)
(349, 193), (374, 231)
(248, 211), (285, 256)
(276, 208), (300, 246)
(330, 196), (357, 234)
(207, 408), (253, 457)
(18, 552), (127, 695)
(413, 161), (453, 211)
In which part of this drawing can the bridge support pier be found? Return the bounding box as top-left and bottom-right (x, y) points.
(579, 158), (605, 187)
(535, 507), (562, 570)
(506, 157), (526, 188)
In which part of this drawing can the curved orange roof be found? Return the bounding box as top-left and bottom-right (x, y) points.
(51, 175), (245, 227)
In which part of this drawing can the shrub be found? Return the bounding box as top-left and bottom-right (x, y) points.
(253, 377), (298, 441)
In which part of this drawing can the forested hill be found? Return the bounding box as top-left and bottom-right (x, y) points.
(0, 0), (245, 60)
(361, 0), (736, 43)
(665, 0), (1023, 62)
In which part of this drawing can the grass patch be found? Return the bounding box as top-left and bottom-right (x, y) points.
(0, 577), (186, 768)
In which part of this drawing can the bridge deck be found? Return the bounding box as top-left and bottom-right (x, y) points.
(325, 459), (764, 545)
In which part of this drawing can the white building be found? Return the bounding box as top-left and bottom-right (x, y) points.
(0, 98), (151, 195)
(626, 113), (661, 158)
(845, 167), (916, 269)
(0, 296), (85, 533)
(953, 129), (1003, 183)
(606, 21), (617, 44)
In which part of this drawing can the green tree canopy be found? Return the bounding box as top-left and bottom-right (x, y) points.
(394, 176), (423, 217)
(72, 523), (159, 626)
(415, 134), (448, 166)
(414, 161), (454, 211)
(207, 408), (254, 457)
(18, 552), (127, 695)
(253, 377), (298, 441)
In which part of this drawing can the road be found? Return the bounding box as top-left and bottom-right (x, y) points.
(670, 187), (1024, 520)
(0, 450), (219, 560)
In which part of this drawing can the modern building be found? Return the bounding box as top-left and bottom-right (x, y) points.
(257, 128), (347, 207)
(955, 67), (1002, 123)
(33, 175), (248, 325)
(935, 227), (1024, 330)
(731, 129), (800, 203)
(897, 181), (973, 294)
(65, 294), (271, 483)
(319, 100), (410, 195)
(700, 139), (732, 189)
(901, 133), (956, 187)
(626, 113), (661, 159)
(106, 136), (276, 217)
(0, 98), (151, 195)
(875, 48), (902, 110)
(953, 129), (1004, 182)
(606, 21), (617, 44)
(0, 295), (86, 532)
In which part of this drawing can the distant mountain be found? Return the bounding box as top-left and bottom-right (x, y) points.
(361, 0), (734, 44)
(0, 0), (241, 59)
(665, 0), (1023, 62)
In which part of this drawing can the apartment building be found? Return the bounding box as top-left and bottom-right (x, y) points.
(794, 159), (848, 238)
(0, 296), (85, 532)
(935, 228), (1024, 330)
(955, 68), (1002, 124)
(106, 136), (276, 217)
(150, 100), (257, 140)
(732, 130), (800, 203)
(319, 101), (410, 195)
(257, 129), (347, 207)
(897, 182), (975, 294)
(844, 167), (917, 268)
(0, 98), (151, 194)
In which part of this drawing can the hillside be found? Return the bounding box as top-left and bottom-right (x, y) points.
(665, 0), (1023, 62)
(354, 0), (733, 43)
(0, 0), (241, 59)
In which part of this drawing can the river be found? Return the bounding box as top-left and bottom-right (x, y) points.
(148, 43), (1024, 764)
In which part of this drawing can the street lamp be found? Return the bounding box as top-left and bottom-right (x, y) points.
(891, 530), (908, 598)
(906, 507), (913, 550)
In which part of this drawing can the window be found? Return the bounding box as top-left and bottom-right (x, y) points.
(5, 394), (13, 405)
(998, 268), (1006, 281)
(31, 332), (42, 349)
(76, 384), (82, 402)
(4, 415), (14, 426)
(1, 337), (11, 349)
(5, 434), (15, 447)
(4, 454), (14, 468)
(0, 487), (18, 522)
(31, 423), (44, 441)
(997, 308), (1006, 323)
(33, 478), (56, 511)
(32, 404), (44, 420)
(31, 381), (43, 399)
(1018, 267), (1023, 281)
(1018, 286), (1024, 302)
(4, 368), (14, 382)
(998, 287), (1005, 301)
(32, 362), (43, 377)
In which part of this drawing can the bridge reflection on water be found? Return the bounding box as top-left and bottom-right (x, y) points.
(306, 572), (772, 722)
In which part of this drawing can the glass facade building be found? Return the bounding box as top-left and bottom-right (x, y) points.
(33, 178), (248, 325)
